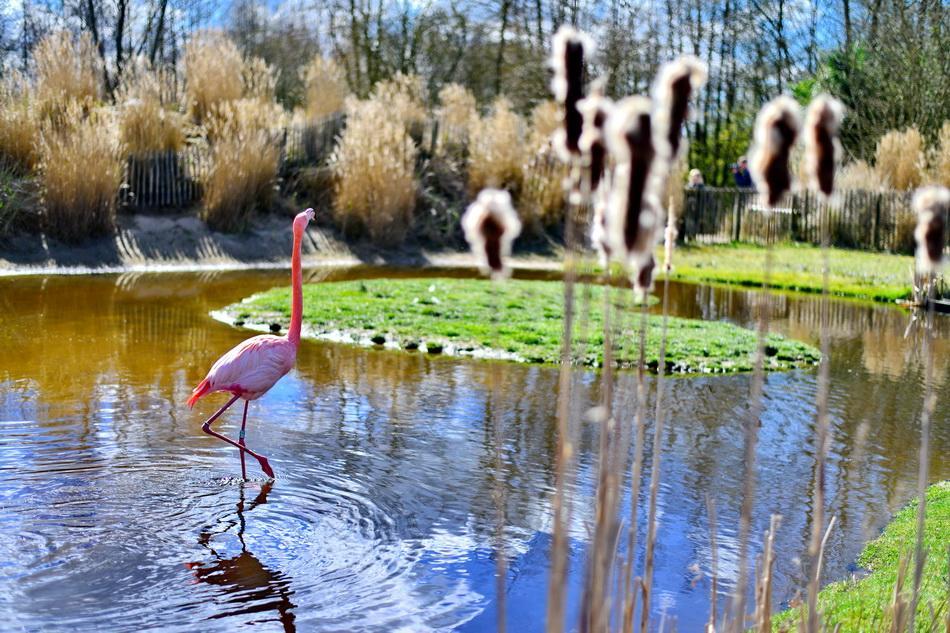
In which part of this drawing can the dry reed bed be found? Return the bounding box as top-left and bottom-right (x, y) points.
(2, 28), (947, 245)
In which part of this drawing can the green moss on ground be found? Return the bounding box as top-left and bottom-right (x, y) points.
(774, 481), (950, 631)
(223, 278), (819, 373)
(662, 242), (914, 303)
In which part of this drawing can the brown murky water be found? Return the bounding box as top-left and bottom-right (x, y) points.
(0, 266), (947, 631)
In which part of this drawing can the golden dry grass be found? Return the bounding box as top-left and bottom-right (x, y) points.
(201, 99), (280, 232)
(301, 57), (348, 120)
(875, 127), (925, 190)
(468, 97), (526, 195)
(242, 56), (279, 103)
(183, 32), (245, 124)
(39, 105), (122, 242)
(0, 74), (40, 172)
(329, 97), (418, 245)
(520, 101), (568, 231)
(371, 73), (427, 139)
(115, 59), (186, 155)
(837, 159), (885, 190)
(927, 121), (950, 187)
(527, 100), (561, 152)
(435, 83), (477, 158)
(33, 31), (103, 117)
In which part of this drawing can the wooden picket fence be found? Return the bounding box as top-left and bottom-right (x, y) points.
(678, 187), (937, 254)
(121, 113), (346, 211)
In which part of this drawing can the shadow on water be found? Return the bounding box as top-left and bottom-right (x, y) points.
(0, 266), (946, 631)
(187, 482), (297, 631)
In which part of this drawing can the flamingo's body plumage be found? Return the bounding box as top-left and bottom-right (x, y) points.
(188, 208), (314, 479)
(188, 335), (296, 406)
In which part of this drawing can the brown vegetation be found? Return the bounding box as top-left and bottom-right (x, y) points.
(39, 105), (123, 243)
(875, 127), (926, 191)
(201, 100), (281, 232)
(115, 60), (186, 155)
(328, 97), (418, 245)
(183, 32), (245, 124)
(301, 57), (348, 121)
(0, 74), (40, 173)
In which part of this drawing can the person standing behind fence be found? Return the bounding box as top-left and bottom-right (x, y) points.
(688, 168), (705, 189)
(731, 156), (753, 188)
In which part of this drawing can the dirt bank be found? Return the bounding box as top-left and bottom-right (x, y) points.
(0, 212), (561, 276)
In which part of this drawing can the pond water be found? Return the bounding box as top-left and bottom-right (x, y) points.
(0, 266), (947, 632)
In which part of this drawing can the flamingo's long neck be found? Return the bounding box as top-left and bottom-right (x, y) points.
(287, 227), (304, 347)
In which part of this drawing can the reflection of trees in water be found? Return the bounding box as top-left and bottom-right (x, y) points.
(187, 482), (296, 632)
(291, 346), (609, 542)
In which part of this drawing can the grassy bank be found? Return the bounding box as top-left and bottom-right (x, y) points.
(662, 242), (915, 302)
(775, 481), (950, 631)
(221, 278), (819, 373)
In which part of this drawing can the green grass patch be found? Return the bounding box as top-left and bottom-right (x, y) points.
(663, 242), (914, 303)
(775, 481), (950, 631)
(223, 278), (819, 373)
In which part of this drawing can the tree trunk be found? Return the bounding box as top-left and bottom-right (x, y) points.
(495, 0), (511, 97)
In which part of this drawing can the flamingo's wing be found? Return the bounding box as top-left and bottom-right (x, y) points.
(202, 335), (295, 398)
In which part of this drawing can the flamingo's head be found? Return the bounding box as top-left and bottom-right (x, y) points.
(293, 208), (315, 232)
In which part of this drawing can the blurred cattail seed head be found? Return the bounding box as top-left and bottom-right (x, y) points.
(550, 26), (594, 161)
(750, 96), (802, 207)
(604, 96), (665, 267)
(913, 186), (949, 274)
(462, 189), (523, 280)
(578, 93), (613, 194)
(652, 56), (707, 162)
(804, 95), (845, 198)
(635, 253), (656, 296)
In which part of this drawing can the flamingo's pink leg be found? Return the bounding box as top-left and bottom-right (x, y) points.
(239, 400), (249, 480)
(201, 395), (275, 478)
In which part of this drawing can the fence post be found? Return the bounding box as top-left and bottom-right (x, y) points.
(872, 193), (881, 250)
(732, 191), (742, 242)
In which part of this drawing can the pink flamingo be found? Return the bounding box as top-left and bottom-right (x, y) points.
(187, 208), (315, 479)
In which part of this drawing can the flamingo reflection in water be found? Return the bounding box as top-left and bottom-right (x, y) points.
(186, 483), (296, 632)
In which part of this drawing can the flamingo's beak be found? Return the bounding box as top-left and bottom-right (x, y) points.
(304, 208), (315, 222)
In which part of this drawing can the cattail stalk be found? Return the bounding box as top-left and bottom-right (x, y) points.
(546, 26), (593, 633)
(803, 94), (844, 633)
(753, 514), (780, 632)
(638, 56), (707, 631)
(462, 189), (522, 633)
(621, 300), (650, 633)
(732, 96), (801, 632)
(908, 186), (948, 632)
(705, 494), (720, 633)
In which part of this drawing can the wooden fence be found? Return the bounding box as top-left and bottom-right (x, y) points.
(121, 113), (346, 211)
(678, 187), (937, 254)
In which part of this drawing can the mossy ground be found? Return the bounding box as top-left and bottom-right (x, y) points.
(224, 277), (819, 373)
(662, 242), (915, 303)
(774, 481), (950, 631)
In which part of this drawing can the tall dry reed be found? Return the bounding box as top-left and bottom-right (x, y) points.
(434, 83), (477, 159)
(201, 99), (280, 232)
(468, 98), (526, 195)
(115, 59), (186, 155)
(546, 25), (594, 633)
(301, 57), (348, 120)
(33, 31), (103, 117)
(328, 97), (418, 245)
(928, 121), (950, 187)
(372, 73), (427, 135)
(0, 74), (40, 172)
(521, 101), (568, 230)
(837, 159), (885, 190)
(875, 127), (926, 191)
(242, 56), (279, 103)
(39, 105), (122, 242)
(183, 32), (245, 124)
